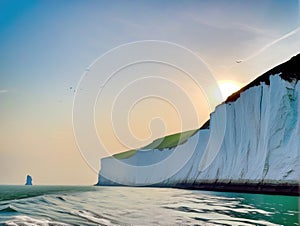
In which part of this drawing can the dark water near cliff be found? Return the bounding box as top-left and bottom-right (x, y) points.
(0, 185), (298, 225)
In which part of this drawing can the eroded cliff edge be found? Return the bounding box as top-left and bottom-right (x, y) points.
(97, 54), (300, 195)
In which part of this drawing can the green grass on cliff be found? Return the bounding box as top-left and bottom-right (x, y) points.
(143, 129), (198, 150)
(113, 149), (137, 159)
(113, 129), (198, 159)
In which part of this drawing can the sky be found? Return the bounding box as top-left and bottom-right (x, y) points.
(0, 0), (299, 185)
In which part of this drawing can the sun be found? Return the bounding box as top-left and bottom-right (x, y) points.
(218, 80), (242, 100)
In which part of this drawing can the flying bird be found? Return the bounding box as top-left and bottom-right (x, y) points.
(236, 60), (242, 64)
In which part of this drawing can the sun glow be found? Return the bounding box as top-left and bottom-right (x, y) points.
(218, 80), (242, 100)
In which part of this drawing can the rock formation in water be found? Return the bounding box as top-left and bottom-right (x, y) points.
(25, 175), (33, 186)
(97, 54), (300, 195)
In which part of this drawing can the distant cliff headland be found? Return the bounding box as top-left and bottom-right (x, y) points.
(97, 54), (300, 196)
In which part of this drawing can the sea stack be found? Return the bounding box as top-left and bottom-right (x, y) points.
(25, 175), (33, 185)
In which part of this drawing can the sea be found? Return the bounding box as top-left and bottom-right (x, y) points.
(0, 185), (298, 225)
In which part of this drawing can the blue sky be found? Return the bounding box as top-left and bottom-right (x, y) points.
(0, 0), (299, 185)
(0, 0), (299, 92)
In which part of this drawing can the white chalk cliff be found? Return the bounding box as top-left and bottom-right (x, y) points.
(97, 55), (300, 190)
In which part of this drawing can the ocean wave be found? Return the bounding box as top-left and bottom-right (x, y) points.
(5, 215), (70, 226)
(0, 186), (96, 202)
(56, 196), (66, 201)
(70, 210), (112, 225)
(0, 186), (297, 225)
(0, 206), (18, 213)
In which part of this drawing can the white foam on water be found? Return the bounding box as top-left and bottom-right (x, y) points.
(70, 210), (111, 225)
(5, 215), (70, 226)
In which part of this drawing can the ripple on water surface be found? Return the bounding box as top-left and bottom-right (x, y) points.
(0, 186), (298, 225)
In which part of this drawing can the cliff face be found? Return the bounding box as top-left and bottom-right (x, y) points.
(97, 55), (300, 194)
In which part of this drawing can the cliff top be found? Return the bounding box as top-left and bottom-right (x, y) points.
(113, 54), (300, 157)
(225, 54), (300, 103)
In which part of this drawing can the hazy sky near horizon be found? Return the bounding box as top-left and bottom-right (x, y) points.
(0, 0), (299, 185)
